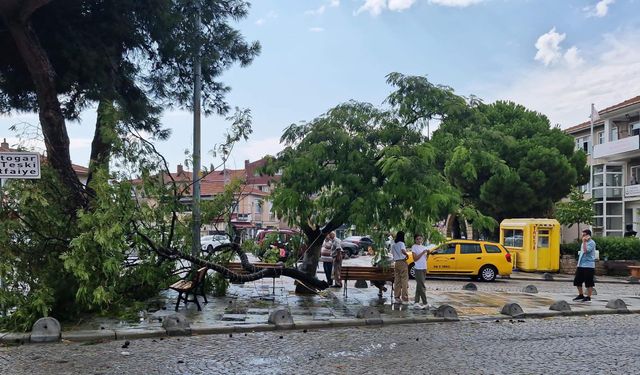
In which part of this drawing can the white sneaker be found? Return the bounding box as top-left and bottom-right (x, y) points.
(413, 303), (424, 310)
(424, 304), (433, 310)
(401, 300), (409, 305)
(394, 298), (402, 304)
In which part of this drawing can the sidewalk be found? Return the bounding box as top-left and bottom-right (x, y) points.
(2, 255), (639, 344)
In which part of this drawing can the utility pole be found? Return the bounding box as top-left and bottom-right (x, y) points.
(192, 2), (202, 263)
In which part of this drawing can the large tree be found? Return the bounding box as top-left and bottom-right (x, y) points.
(267, 100), (460, 287)
(431, 100), (589, 228)
(0, 0), (260, 208)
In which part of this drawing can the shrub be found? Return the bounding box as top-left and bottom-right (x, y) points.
(560, 242), (579, 256)
(594, 236), (640, 261)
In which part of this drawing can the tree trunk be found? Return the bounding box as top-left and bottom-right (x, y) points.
(3, 7), (85, 209)
(86, 99), (117, 190)
(295, 227), (324, 294)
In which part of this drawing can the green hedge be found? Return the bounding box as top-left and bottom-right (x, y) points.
(562, 237), (640, 260)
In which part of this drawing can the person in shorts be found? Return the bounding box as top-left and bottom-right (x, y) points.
(573, 229), (596, 302)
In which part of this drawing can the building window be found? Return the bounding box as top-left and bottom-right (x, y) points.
(575, 136), (591, 154)
(592, 164), (624, 237)
(255, 199), (263, 214)
(597, 131), (604, 145)
(630, 166), (640, 185)
(610, 126), (618, 141)
(631, 122), (640, 137)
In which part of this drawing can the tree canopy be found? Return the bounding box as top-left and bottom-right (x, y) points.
(267, 99), (460, 280)
(0, 0), (260, 207)
(431, 100), (589, 227)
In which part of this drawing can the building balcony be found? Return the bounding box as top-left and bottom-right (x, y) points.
(237, 213), (252, 222)
(593, 135), (640, 161)
(625, 184), (640, 198)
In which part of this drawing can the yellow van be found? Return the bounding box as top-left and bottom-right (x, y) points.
(406, 239), (513, 281)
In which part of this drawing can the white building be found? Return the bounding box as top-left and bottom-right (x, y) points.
(565, 96), (640, 237)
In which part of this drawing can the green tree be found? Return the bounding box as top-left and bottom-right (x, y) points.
(0, 0), (260, 208)
(431, 100), (589, 229)
(266, 100), (460, 288)
(554, 188), (595, 242)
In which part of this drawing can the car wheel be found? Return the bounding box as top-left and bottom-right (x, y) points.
(478, 265), (497, 282)
(408, 263), (416, 279)
(206, 245), (214, 253)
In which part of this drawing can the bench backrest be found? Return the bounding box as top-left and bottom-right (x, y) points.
(195, 267), (208, 283)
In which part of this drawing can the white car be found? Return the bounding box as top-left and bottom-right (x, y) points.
(201, 234), (231, 253)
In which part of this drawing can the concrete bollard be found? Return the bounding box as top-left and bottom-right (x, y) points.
(355, 280), (369, 288)
(162, 313), (191, 336)
(462, 283), (477, 291)
(268, 309), (294, 328)
(500, 303), (524, 317)
(434, 304), (458, 320)
(522, 285), (538, 294)
(542, 273), (554, 281)
(605, 299), (628, 311)
(549, 300), (571, 312)
(31, 317), (61, 343)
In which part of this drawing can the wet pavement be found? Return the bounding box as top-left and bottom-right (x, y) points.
(39, 254), (640, 337)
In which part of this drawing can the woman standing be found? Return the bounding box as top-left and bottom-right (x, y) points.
(320, 234), (333, 286)
(391, 231), (409, 304)
(411, 234), (430, 309)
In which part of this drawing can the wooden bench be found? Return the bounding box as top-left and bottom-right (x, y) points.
(628, 266), (640, 279)
(340, 266), (395, 298)
(169, 267), (208, 311)
(226, 262), (284, 295)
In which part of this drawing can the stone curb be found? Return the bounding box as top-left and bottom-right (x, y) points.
(505, 276), (631, 285)
(2, 308), (638, 345)
(115, 328), (167, 340)
(62, 330), (116, 342)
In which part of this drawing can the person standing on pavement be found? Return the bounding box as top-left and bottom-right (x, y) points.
(573, 229), (596, 302)
(411, 234), (430, 309)
(330, 232), (344, 288)
(391, 231), (409, 304)
(320, 234), (334, 286)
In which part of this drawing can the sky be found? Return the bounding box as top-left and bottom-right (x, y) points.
(2, 0), (640, 171)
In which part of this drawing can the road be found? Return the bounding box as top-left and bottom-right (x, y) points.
(2, 314), (639, 374)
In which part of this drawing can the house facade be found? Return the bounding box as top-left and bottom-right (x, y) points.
(565, 96), (640, 237)
(135, 158), (288, 239)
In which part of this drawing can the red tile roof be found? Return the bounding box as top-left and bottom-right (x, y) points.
(565, 94), (640, 134)
(600, 95), (640, 115)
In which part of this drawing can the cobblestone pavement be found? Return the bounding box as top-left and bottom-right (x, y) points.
(2, 314), (639, 375)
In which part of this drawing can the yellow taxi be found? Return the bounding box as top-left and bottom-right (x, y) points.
(406, 240), (512, 281)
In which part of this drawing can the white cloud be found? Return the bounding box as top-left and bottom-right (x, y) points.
(356, 0), (387, 16)
(306, 1), (340, 16)
(534, 27), (566, 66)
(585, 0), (615, 18)
(429, 0), (483, 7)
(309, 27), (325, 32)
(487, 29), (640, 128)
(255, 11), (278, 26)
(534, 28), (585, 68)
(232, 137), (283, 165)
(305, 5), (326, 16)
(563, 46), (585, 68)
(389, 0), (416, 11)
